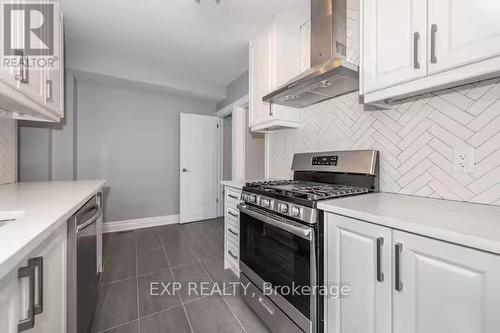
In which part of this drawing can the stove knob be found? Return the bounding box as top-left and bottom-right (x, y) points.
(261, 199), (271, 208)
(249, 195), (257, 203)
(278, 203), (289, 214)
(290, 206), (301, 217)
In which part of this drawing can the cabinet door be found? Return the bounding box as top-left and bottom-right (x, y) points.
(44, 12), (64, 117)
(393, 230), (500, 333)
(362, 0), (427, 93)
(428, 0), (500, 74)
(249, 24), (275, 128)
(0, 264), (24, 333)
(30, 223), (67, 333)
(325, 214), (392, 333)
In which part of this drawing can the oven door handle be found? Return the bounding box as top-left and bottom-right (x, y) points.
(237, 204), (312, 240)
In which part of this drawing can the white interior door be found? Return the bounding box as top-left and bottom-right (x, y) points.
(180, 113), (219, 224)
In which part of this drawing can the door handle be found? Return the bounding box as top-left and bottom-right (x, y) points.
(181, 168), (190, 172)
(376, 237), (384, 282)
(18, 265), (36, 332)
(395, 243), (403, 291)
(431, 24), (438, 64)
(28, 257), (43, 315)
(413, 32), (420, 69)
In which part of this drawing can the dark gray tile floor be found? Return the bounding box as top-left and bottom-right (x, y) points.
(93, 218), (270, 333)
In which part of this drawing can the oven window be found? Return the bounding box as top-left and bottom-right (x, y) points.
(240, 211), (311, 319)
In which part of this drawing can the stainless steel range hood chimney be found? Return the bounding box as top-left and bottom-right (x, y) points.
(263, 0), (358, 108)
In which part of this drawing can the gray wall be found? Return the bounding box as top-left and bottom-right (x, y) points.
(19, 71), (217, 222)
(216, 71), (249, 110)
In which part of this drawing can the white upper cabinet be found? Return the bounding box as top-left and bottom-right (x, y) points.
(393, 230), (500, 333)
(361, 0), (500, 104)
(362, 0), (427, 93)
(428, 0), (500, 74)
(0, 3), (64, 122)
(249, 3), (309, 132)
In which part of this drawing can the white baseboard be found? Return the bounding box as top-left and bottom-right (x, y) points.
(103, 214), (179, 233)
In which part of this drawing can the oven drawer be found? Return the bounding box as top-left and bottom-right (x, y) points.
(240, 274), (303, 333)
(225, 188), (242, 206)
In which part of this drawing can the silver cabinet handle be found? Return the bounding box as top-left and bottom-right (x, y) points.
(18, 265), (36, 332)
(376, 237), (384, 282)
(431, 24), (438, 64)
(228, 250), (239, 260)
(45, 79), (53, 102)
(228, 228), (239, 237)
(228, 210), (238, 218)
(28, 257), (43, 315)
(258, 296), (275, 315)
(269, 102), (273, 116)
(228, 194), (239, 200)
(395, 243), (403, 291)
(413, 32), (420, 69)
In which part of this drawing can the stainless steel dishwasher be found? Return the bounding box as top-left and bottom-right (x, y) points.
(67, 193), (102, 333)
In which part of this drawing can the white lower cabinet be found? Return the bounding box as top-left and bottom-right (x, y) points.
(325, 213), (500, 333)
(0, 223), (67, 333)
(393, 230), (500, 333)
(223, 186), (242, 276)
(325, 214), (392, 333)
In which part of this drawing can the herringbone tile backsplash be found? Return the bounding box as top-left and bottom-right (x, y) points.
(0, 114), (16, 185)
(269, 79), (500, 206)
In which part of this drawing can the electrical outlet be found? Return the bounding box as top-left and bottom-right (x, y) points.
(453, 147), (475, 174)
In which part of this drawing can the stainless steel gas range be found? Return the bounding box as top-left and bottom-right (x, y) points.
(237, 150), (379, 333)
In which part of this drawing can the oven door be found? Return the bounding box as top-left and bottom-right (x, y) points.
(238, 203), (316, 333)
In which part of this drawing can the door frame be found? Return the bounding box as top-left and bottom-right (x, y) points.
(216, 94), (248, 217)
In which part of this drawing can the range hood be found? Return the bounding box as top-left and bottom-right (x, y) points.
(263, 0), (358, 109)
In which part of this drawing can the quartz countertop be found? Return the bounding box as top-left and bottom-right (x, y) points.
(221, 180), (246, 190)
(318, 193), (500, 255)
(0, 180), (105, 280)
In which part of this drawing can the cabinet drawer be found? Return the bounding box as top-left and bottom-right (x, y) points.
(225, 217), (239, 232)
(225, 205), (240, 220)
(226, 241), (239, 263)
(226, 226), (239, 245)
(225, 188), (242, 206)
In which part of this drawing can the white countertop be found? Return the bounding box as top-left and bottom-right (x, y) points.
(318, 193), (500, 255)
(0, 180), (105, 280)
(221, 180), (246, 190)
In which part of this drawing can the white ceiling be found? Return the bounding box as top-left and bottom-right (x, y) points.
(62, 0), (307, 101)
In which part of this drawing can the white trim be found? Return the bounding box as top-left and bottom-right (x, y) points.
(363, 56), (500, 103)
(103, 214), (179, 233)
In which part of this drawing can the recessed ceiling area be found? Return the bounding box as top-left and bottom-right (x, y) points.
(62, 0), (308, 101)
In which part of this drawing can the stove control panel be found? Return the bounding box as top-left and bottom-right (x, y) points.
(312, 155), (338, 166)
(240, 191), (316, 224)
